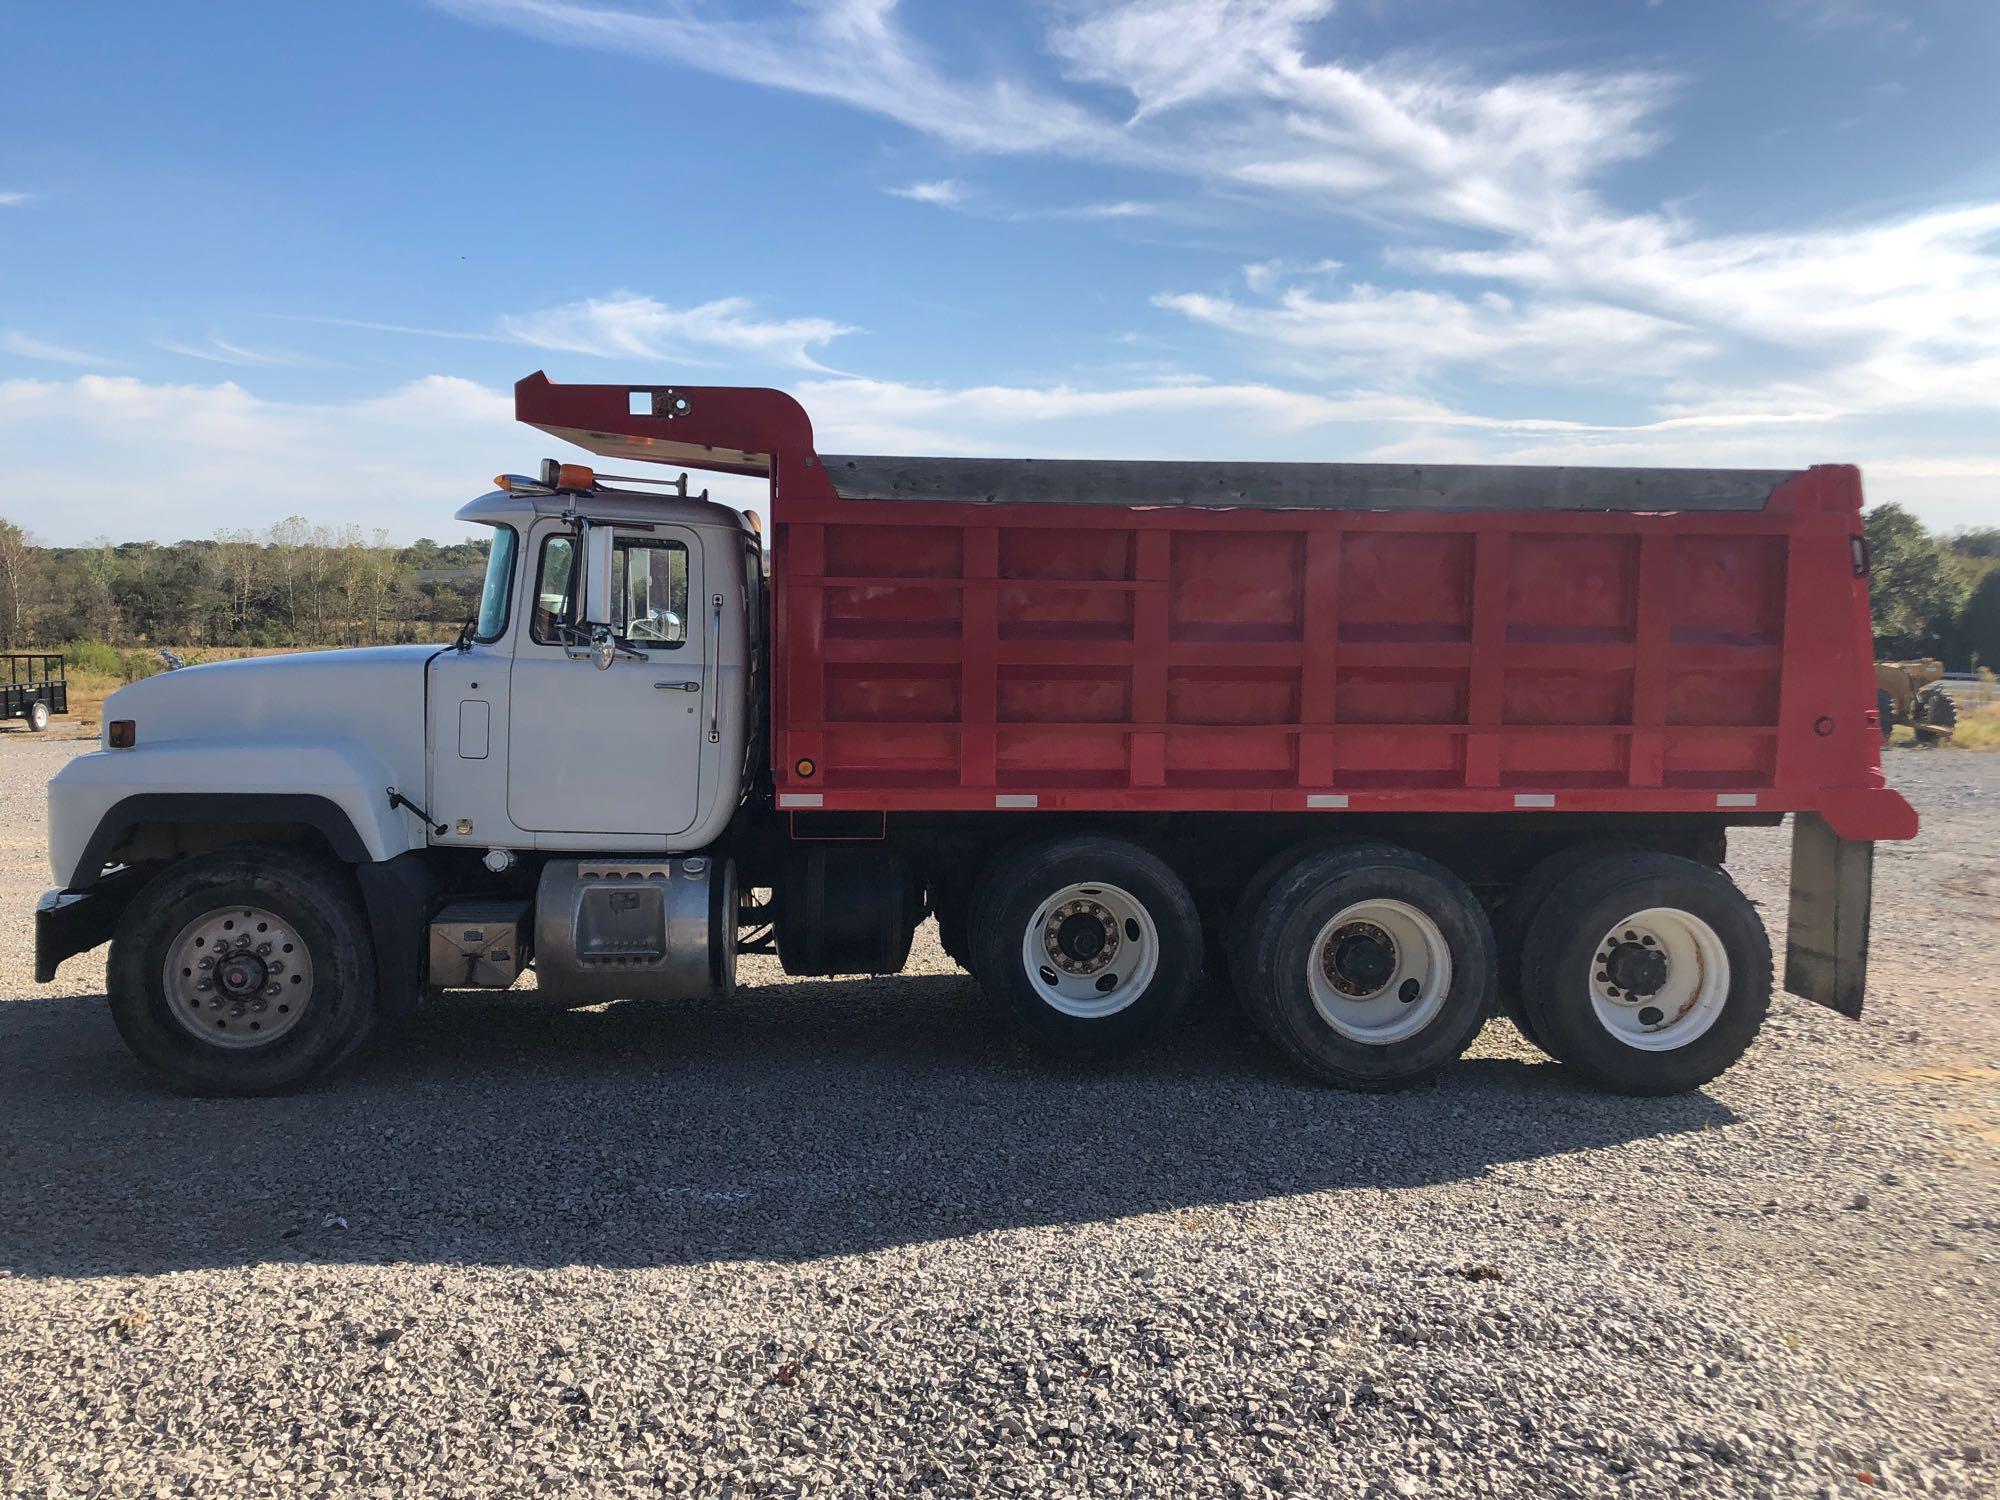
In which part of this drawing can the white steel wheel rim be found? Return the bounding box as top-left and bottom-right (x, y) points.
(1020, 881), (1161, 1019)
(162, 905), (316, 1049)
(1587, 906), (1730, 1052)
(30, 701), (48, 729)
(1305, 898), (1453, 1045)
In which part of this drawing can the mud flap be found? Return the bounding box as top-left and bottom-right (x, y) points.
(1784, 812), (1873, 1019)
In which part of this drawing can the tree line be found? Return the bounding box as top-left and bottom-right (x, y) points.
(1864, 505), (2000, 669)
(0, 518), (491, 654)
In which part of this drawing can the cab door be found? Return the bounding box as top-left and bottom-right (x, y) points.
(507, 522), (707, 837)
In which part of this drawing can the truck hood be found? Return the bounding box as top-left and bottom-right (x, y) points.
(105, 645), (442, 745)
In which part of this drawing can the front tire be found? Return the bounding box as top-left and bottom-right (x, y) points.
(107, 846), (379, 1094)
(1520, 852), (1770, 1095)
(969, 835), (1201, 1061)
(1237, 843), (1494, 1090)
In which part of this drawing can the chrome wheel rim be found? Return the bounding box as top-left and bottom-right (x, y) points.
(1587, 906), (1730, 1051)
(1020, 881), (1160, 1018)
(1306, 898), (1452, 1044)
(162, 905), (314, 1048)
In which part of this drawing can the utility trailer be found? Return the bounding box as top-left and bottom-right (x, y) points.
(3, 653), (67, 732)
(37, 374), (1916, 1095)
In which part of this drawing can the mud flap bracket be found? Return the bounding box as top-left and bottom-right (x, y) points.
(1784, 812), (1873, 1019)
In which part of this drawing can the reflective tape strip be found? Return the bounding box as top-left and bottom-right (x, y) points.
(1716, 793), (1759, 808)
(995, 793), (1039, 808)
(777, 793), (824, 809)
(1513, 793), (1556, 808)
(1306, 794), (1349, 809)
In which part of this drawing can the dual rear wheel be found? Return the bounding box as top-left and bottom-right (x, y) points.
(969, 835), (1770, 1095)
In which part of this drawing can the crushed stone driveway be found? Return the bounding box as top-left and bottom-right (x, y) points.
(0, 737), (1995, 1498)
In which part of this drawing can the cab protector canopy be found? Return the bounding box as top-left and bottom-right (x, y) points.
(514, 371), (1917, 845)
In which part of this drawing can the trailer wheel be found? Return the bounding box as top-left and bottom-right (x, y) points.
(106, 846), (378, 1094)
(969, 835), (1201, 1060)
(1520, 852), (1770, 1095)
(1237, 843), (1494, 1090)
(27, 699), (49, 732)
(1492, 841), (1637, 1051)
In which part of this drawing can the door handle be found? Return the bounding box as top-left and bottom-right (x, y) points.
(655, 679), (701, 692)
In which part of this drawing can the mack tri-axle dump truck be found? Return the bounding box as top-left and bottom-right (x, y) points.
(37, 373), (1917, 1095)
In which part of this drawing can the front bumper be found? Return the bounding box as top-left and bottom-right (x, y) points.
(35, 869), (147, 983)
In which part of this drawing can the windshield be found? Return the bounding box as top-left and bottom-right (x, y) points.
(472, 525), (518, 641)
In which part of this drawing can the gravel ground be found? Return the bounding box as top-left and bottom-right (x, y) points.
(0, 734), (1994, 1498)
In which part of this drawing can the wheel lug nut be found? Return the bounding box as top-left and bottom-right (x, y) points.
(257, 943), (272, 956)
(264, 985), (281, 998)
(196, 979), (212, 992)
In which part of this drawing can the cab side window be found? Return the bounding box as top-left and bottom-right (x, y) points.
(613, 540), (689, 647)
(527, 531), (689, 648)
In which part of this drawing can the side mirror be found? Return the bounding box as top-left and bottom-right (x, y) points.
(581, 524), (615, 639)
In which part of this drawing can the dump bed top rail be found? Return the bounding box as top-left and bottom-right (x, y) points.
(514, 374), (1820, 515)
(814, 456), (1799, 511)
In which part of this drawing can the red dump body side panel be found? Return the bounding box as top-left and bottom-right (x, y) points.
(515, 375), (1916, 841)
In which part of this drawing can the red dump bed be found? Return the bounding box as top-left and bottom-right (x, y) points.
(518, 374), (1916, 842)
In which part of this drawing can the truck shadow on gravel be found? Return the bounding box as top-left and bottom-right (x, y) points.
(0, 969), (1735, 1279)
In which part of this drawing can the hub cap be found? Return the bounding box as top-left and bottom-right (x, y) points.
(162, 906), (314, 1048)
(1587, 907), (1730, 1051)
(1305, 899), (1452, 1045)
(1021, 882), (1159, 1018)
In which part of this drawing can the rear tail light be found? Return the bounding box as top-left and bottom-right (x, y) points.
(108, 720), (136, 748)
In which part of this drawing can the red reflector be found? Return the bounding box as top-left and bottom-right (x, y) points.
(108, 720), (136, 748)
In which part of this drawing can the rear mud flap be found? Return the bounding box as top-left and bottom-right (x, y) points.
(1784, 812), (1873, 1019)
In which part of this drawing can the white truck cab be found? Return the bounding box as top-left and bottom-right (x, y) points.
(426, 482), (758, 854)
(39, 466), (772, 1092)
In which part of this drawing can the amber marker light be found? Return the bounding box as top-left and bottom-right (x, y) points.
(108, 720), (136, 748)
(795, 758), (816, 778)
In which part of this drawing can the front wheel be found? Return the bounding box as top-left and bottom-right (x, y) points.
(969, 835), (1202, 1061)
(107, 846), (379, 1093)
(1237, 843), (1495, 1090)
(1520, 852), (1770, 1095)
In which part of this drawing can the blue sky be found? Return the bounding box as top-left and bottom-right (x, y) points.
(3, 0), (1998, 543)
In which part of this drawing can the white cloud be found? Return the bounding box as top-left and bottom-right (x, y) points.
(499, 293), (857, 372)
(0, 375), (519, 542)
(155, 335), (319, 369)
(4, 330), (113, 367)
(887, 179), (966, 207)
(435, 0), (1668, 237)
(430, 0), (1124, 158)
(0, 192), (33, 207)
(1157, 281), (1714, 384)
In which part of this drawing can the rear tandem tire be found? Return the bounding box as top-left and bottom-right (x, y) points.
(1237, 843), (1495, 1091)
(1519, 852), (1770, 1096)
(969, 835), (1202, 1062)
(1492, 841), (1637, 1051)
(106, 846), (379, 1094)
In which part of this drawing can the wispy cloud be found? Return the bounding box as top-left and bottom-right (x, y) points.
(499, 293), (858, 372)
(887, 178), (967, 207)
(418, 0), (2000, 514)
(155, 335), (320, 369)
(3, 330), (113, 367)
(0, 192), (34, 207)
